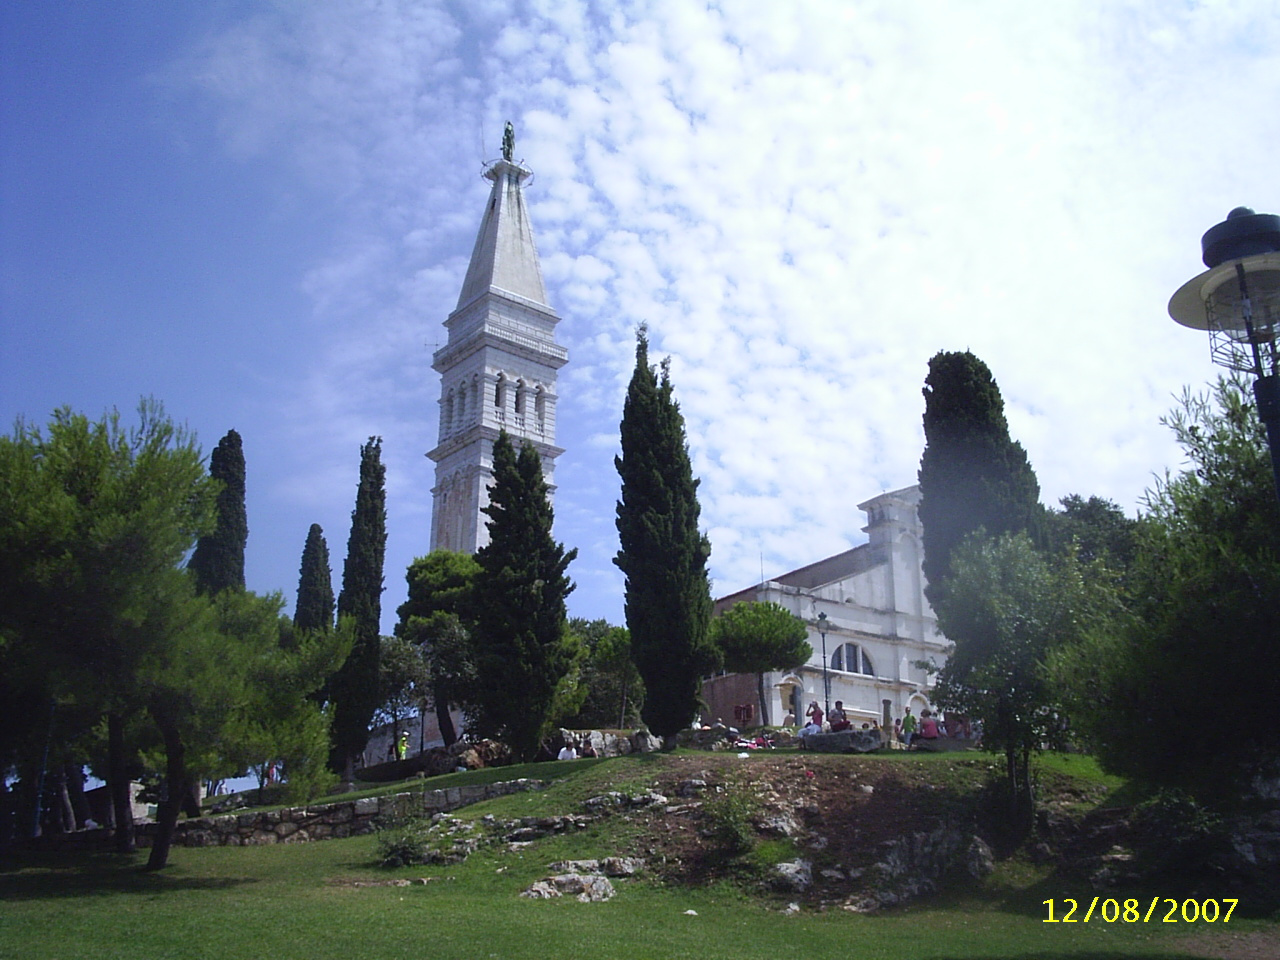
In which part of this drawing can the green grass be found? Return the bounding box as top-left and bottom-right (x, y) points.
(3, 753), (1273, 960)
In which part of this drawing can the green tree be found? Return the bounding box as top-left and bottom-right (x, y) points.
(377, 633), (430, 753)
(396, 550), (482, 746)
(469, 430), (577, 761)
(559, 619), (645, 730)
(1044, 494), (1138, 571)
(330, 437), (387, 780)
(917, 351), (1041, 605)
(142, 584), (351, 869)
(615, 327), (716, 740)
(294, 523), (335, 634)
(189, 429), (247, 596)
(932, 532), (1118, 824)
(710, 601), (812, 727)
(1053, 377), (1280, 803)
(0, 401), (216, 852)
(400, 612), (477, 747)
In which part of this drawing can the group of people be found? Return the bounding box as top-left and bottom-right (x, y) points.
(556, 737), (598, 760)
(792, 701), (977, 749)
(797, 701), (880, 738)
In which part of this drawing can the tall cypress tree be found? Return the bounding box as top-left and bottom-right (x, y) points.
(917, 351), (1041, 605)
(614, 326), (715, 740)
(330, 437), (386, 778)
(470, 431), (577, 761)
(294, 523), (334, 633)
(189, 429), (247, 595)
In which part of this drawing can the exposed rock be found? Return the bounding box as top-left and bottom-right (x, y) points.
(676, 779), (708, 797)
(801, 730), (884, 754)
(774, 859), (813, 891)
(631, 731), (663, 753)
(521, 873), (616, 902)
(757, 813), (800, 838)
(966, 837), (995, 879)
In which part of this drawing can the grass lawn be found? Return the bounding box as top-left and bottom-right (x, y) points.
(3, 753), (1274, 960)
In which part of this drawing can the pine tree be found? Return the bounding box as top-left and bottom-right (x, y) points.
(917, 351), (1041, 604)
(294, 523), (334, 634)
(189, 429), (247, 595)
(614, 327), (716, 740)
(329, 437), (386, 778)
(469, 431), (577, 761)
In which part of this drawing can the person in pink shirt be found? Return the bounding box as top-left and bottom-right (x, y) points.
(918, 709), (940, 740)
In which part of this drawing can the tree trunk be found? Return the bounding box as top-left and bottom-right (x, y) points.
(146, 709), (186, 871)
(54, 766), (75, 833)
(107, 712), (136, 854)
(434, 686), (457, 747)
(755, 672), (770, 728)
(65, 762), (91, 829)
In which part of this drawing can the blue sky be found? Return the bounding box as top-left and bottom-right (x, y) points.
(3, 0), (1278, 633)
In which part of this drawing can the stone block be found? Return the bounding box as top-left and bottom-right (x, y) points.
(275, 821), (299, 838)
(353, 797), (379, 817)
(325, 803), (354, 823)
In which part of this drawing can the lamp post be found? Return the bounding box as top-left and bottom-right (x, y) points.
(1169, 207), (1280, 503)
(816, 611), (830, 720)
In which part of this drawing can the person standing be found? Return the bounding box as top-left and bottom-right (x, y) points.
(805, 700), (824, 730)
(902, 707), (918, 747)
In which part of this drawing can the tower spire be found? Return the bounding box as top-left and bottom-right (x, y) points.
(427, 124), (568, 554)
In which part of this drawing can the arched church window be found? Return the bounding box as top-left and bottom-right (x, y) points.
(443, 391), (454, 435)
(832, 642), (874, 676)
(515, 379), (526, 416)
(470, 376), (480, 419)
(455, 382), (466, 427)
(535, 385), (546, 425)
(494, 373), (506, 417)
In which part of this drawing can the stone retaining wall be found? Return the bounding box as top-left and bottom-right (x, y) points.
(163, 778), (548, 848)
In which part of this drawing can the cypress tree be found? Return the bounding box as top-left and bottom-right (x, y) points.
(470, 431), (577, 761)
(189, 429), (247, 595)
(614, 326), (715, 740)
(329, 437), (386, 778)
(917, 350), (1041, 605)
(294, 523), (334, 633)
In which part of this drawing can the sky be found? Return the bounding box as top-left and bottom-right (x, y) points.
(3, 0), (1278, 633)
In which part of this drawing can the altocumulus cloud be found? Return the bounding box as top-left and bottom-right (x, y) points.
(176, 0), (1279, 623)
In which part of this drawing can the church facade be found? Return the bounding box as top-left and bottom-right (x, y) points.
(702, 485), (948, 730)
(428, 130), (567, 553)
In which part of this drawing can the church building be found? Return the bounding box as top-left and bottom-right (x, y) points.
(702, 485), (949, 731)
(428, 125), (568, 553)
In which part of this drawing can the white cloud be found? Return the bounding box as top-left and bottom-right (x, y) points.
(168, 0), (1280, 625)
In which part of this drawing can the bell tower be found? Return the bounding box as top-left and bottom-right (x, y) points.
(427, 124), (568, 553)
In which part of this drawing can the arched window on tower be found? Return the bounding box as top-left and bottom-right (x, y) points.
(832, 642), (874, 676)
(443, 390), (454, 436)
(470, 376), (480, 422)
(534, 385), (546, 429)
(455, 382), (466, 429)
(494, 373), (507, 420)
(515, 379), (527, 417)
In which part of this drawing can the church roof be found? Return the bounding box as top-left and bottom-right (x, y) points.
(455, 158), (551, 311)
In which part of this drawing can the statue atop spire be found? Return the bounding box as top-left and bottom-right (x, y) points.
(502, 121), (515, 162)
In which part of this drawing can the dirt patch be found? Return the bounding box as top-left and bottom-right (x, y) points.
(621, 753), (995, 901)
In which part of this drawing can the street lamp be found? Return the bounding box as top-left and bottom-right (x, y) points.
(816, 611), (830, 720)
(1169, 207), (1280, 502)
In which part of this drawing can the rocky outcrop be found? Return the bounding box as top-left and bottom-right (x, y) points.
(801, 730), (884, 754)
(521, 857), (645, 901)
(552, 729), (663, 758)
(844, 828), (994, 911)
(161, 777), (548, 849)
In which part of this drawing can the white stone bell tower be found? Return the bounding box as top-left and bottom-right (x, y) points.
(427, 125), (567, 553)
